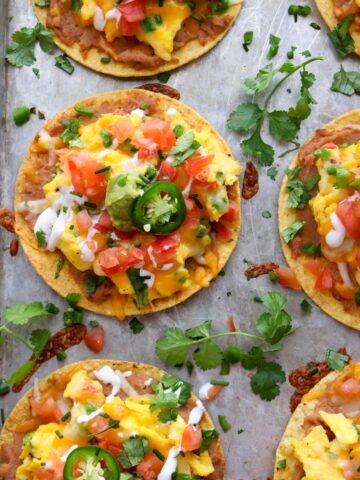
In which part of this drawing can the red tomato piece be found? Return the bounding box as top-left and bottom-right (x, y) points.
(94, 211), (113, 233)
(185, 155), (213, 179)
(334, 377), (360, 399)
(30, 397), (62, 423)
(314, 267), (333, 290)
(34, 469), (55, 480)
(114, 229), (137, 241)
(323, 142), (338, 149)
(111, 117), (135, 143)
(275, 267), (301, 290)
(85, 326), (105, 353)
(221, 201), (238, 223)
(98, 441), (123, 458)
(132, 137), (158, 160)
(157, 161), (177, 182)
(181, 425), (202, 452)
(206, 385), (224, 401)
(118, 16), (140, 36)
(98, 246), (144, 275)
(118, 0), (145, 21)
(214, 222), (232, 242)
(136, 452), (163, 480)
(304, 260), (320, 276)
(337, 199), (360, 240)
(77, 210), (92, 234)
(88, 416), (109, 440)
(150, 233), (180, 265)
(183, 199), (200, 230)
(140, 119), (176, 151)
(68, 151), (107, 203)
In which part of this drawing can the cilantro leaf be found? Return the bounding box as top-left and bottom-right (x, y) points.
(267, 34), (280, 60)
(326, 349), (349, 370)
(281, 220), (305, 243)
(268, 110), (299, 142)
(6, 24), (54, 68)
(241, 129), (275, 166)
(118, 436), (150, 469)
(129, 317), (144, 334)
(170, 131), (195, 156)
(241, 64), (276, 95)
(328, 15), (355, 57)
(4, 302), (53, 325)
(193, 341), (222, 370)
(250, 362), (286, 401)
(186, 320), (212, 340)
(331, 65), (360, 96)
(155, 327), (192, 365)
(227, 103), (263, 133)
(30, 329), (51, 357)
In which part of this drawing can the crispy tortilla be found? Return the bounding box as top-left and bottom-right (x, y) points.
(278, 110), (360, 331)
(0, 359), (225, 479)
(15, 89), (241, 319)
(273, 369), (340, 479)
(314, 0), (360, 55)
(32, 1), (243, 77)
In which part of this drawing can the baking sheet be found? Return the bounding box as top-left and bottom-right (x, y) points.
(1, 1), (360, 479)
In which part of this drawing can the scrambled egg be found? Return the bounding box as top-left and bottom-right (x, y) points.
(292, 411), (360, 480)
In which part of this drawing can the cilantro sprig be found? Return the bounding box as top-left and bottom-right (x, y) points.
(6, 23), (55, 68)
(227, 56), (323, 166)
(0, 302), (57, 386)
(156, 292), (295, 401)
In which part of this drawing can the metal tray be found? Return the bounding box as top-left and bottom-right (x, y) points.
(1, 1), (359, 479)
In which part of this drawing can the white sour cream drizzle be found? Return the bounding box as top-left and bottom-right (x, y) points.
(34, 186), (86, 251)
(60, 445), (79, 463)
(157, 448), (179, 480)
(198, 382), (213, 401)
(79, 213), (102, 263)
(121, 153), (143, 172)
(159, 263), (174, 271)
(144, 378), (153, 387)
(337, 262), (353, 287)
(93, 6), (106, 31)
(188, 399), (205, 425)
(77, 406), (103, 424)
(147, 245), (158, 268)
(105, 7), (122, 26)
(131, 109), (145, 119)
(166, 108), (177, 117)
(326, 212), (346, 249)
(182, 177), (193, 196)
(94, 366), (122, 403)
(140, 268), (155, 288)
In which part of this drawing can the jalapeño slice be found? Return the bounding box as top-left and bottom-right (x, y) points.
(63, 446), (120, 480)
(132, 181), (186, 235)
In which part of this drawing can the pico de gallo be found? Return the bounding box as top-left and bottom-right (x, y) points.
(281, 127), (360, 314)
(10, 362), (223, 479)
(40, 0), (242, 71)
(18, 94), (241, 317)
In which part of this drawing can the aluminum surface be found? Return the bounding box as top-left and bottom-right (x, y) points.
(1, 1), (360, 479)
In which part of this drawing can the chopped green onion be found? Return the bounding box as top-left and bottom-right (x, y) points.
(13, 106), (31, 126)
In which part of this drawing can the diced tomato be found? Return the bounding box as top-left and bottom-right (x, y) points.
(213, 222), (232, 242)
(84, 326), (105, 353)
(337, 199), (360, 240)
(94, 211), (113, 233)
(132, 137), (158, 161)
(206, 384), (224, 401)
(157, 161), (177, 182)
(185, 155), (213, 180)
(221, 201), (238, 223)
(136, 452), (163, 480)
(323, 142), (338, 149)
(98, 246), (144, 276)
(118, 0), (145, 21)
(275, 267), (301, 290)
(68, 151), (107, 203)
(304, 260), (320, 276)
(77, 210), (92, 234)
(88, 416), (109, 440)
(118, 16), (140, 36)
(140, 119), (176, 151)
(30, 397), (62, 423)
(150, 233), (180, 265)
(314, 267), (333, 290)
(181, 425), (202, 452)
(98, 441), (123, 457)
(34, 469), (55, 480)
(334, 377), (360, 399)
(228, 315), (236, 332)
(183, 198), (200, 230)
(111, 117), (135, 143)
(114, 229), (137, 241)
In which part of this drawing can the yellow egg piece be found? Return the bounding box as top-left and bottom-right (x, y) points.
(320, 411), (359, 445)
